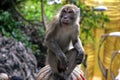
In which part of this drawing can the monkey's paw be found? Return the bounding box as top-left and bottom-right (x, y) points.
(57, 54), (68, 69)
(76, 52), (84, 64)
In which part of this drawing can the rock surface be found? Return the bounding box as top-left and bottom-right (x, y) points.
(0, 36), (37, 80)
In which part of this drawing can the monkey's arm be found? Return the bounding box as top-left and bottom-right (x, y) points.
(72, 28), (84, 64)
(45, 39), (66, 58)
(73, 37), (84, 64)
(74, 38), (84, 52)
(44, 35), (68, 67)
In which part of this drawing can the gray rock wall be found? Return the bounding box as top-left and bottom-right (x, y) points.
(0, 37), (37, 80)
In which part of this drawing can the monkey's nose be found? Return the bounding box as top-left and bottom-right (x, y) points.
(63, 16), (68, 19)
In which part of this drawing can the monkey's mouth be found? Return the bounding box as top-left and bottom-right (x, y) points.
(61, 18), (70, 25)
(61, 20), (70, 25)
(62, 22), (69, 25)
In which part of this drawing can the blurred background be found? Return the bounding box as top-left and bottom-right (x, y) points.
(0, 0), (120, 80)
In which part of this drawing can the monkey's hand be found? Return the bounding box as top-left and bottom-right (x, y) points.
(57, 53), (68, 70)
(76, 50), (84, 64)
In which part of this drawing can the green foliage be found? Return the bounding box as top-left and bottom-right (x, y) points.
(76, 1), (110, 44)
(0, 10), (17, 37)
(18, 1), (63, 21)
(19, 1), (41, 21)
(45, 4), (63, 20)
(0, 10), (31, 47)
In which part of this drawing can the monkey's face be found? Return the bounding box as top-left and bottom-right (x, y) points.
(60, 5), (80, 25)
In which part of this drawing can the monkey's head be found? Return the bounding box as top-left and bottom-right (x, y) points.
(59, 4), (80, 25)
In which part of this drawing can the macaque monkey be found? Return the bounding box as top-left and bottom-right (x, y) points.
(44, 4), (84, 80)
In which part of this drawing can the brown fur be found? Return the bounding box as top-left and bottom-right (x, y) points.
(44, 4), (84, 80)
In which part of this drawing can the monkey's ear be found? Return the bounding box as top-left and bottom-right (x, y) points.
(77, 8), (80, 13)
(78, 8), (80, 12)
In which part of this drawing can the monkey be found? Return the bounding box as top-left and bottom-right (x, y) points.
(44, 4), (84, 80)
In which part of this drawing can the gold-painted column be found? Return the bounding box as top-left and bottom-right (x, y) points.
(85, 0), (120, 80)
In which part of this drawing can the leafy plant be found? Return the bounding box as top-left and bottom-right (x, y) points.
(0, 10), (31, 47)
(76, 1), (110, 44)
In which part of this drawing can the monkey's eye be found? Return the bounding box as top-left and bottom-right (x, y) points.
(68, 10), (74, 14)
(62, 10), (66, 13)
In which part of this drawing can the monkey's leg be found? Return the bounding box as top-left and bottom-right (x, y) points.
(65, 49), (78, 79)
(47, 51), (65, 80)
(47, 51), (58, 73)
